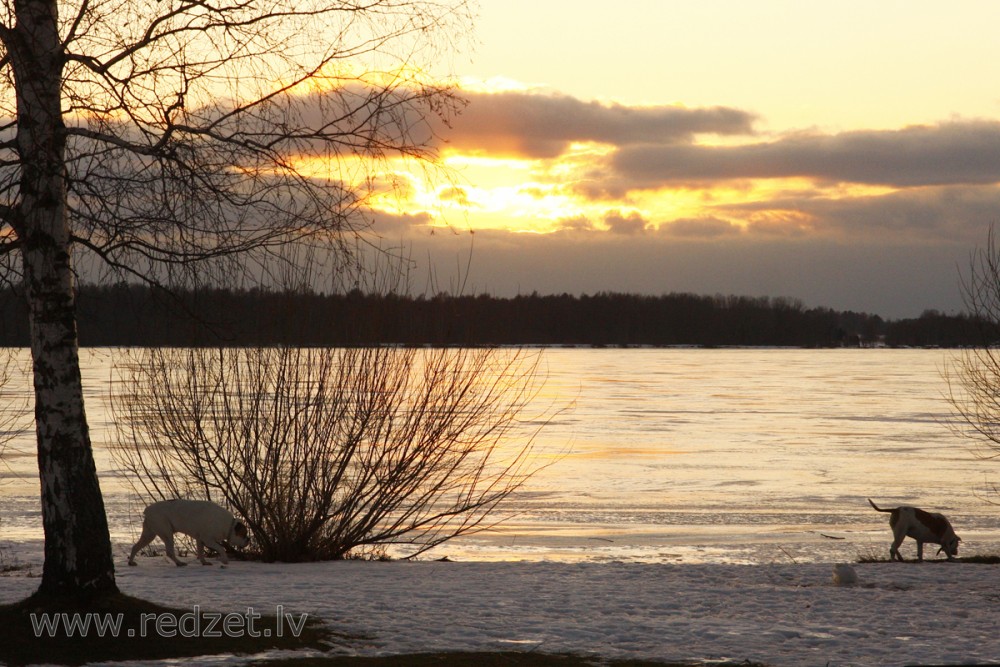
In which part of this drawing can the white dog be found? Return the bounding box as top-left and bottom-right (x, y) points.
(128, 499), (250, 567)
(868, 498), (960, 562)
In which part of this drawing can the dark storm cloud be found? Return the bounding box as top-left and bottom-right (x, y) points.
(555, 215), (596, 232)
(660, 217), (742, 238)
(716, 184), (1000, 240)
(443, 91), (756, 158)
(612, 121), (1000, 189)
(603, 210), (649, 235)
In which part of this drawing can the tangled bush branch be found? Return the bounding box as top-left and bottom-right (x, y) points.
(945, 226), (1000, 502)
(0, 349), (32, 465)
(110, 346), (552, 561)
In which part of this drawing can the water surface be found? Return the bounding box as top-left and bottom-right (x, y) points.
(2, 347), (998, 564)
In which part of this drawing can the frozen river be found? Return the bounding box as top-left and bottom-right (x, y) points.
(3, 347), (1000, 565)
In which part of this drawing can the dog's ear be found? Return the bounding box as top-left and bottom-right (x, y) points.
(235, 522), (248, 538)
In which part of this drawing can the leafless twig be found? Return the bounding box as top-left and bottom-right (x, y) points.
(110, 345), (557, 561)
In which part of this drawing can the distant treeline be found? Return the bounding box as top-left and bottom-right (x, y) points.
(0, 285), (988, 348)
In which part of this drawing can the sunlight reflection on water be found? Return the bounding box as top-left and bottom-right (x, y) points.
(3, 347), (1000, 564)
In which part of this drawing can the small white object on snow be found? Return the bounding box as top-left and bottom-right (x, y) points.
(832, 562), (858, 586)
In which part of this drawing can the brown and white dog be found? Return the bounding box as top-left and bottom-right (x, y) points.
(868, 498), (960, 562)
(128, 499), (250, 567)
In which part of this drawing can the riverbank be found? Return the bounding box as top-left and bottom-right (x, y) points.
(2, 539), (999, 666)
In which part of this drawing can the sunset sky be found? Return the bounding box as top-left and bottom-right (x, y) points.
(370, 1), (1000, 318)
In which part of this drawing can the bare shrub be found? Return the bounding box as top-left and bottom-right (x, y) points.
(947, 229), (1000, 459)
(0, 348), (32, 465)
(0, 348), (32, 548)
(944, 227), (1000, 503)
(110, 346), (551, 561)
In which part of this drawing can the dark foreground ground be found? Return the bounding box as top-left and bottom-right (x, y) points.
(0, 591), (763, 667)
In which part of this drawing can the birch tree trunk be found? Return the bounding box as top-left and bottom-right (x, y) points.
(0, 0), (468, 599)
(9, 0), (117, 597)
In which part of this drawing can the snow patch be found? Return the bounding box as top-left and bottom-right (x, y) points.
(2, 541), (1000, 666)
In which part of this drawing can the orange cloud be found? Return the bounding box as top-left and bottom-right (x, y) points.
(437, 185), (472, 206)
(602, 210), (649, 235)
(440, 91), (756, 158)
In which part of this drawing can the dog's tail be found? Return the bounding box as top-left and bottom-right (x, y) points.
(868, 498), (891, 513)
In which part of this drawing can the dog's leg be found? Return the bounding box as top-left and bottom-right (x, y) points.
(203, 539), (230, 565)
(128, 525), (158, 566)
(196, 540), (213, 566)
(916, 540), (924, 562)
(890, 530), (906, 561)
(162, 532), (187, 567)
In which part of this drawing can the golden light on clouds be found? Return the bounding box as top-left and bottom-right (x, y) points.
(284, 63), (1000, 259)
(455, 75), (537, 94)
(354, 0), (1000, 318)
(292, 97), (952, 248)
(362, 129), (914, 240)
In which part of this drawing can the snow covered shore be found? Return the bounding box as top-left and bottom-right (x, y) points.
(3, 541), (1000, 666)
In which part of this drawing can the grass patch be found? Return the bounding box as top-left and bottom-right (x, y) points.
(0, 559), (31, 574)
(246, 655), (764, 667)
(0, 544), (31, 574)
(951, 554), (1000, 564)
(857, 553), (1000, 564)
(0, 590), (334, 667)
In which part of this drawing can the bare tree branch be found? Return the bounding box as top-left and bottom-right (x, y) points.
(945, 225), (1000, 502)
(0, 0), (472, 597)
(0, 0), (471, 290)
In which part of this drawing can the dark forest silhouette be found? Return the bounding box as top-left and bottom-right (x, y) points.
(0, 284), (979, 348)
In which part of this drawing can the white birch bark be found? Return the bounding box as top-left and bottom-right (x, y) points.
(8, 0), (116, 596)
(0, 0), (465, 598)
